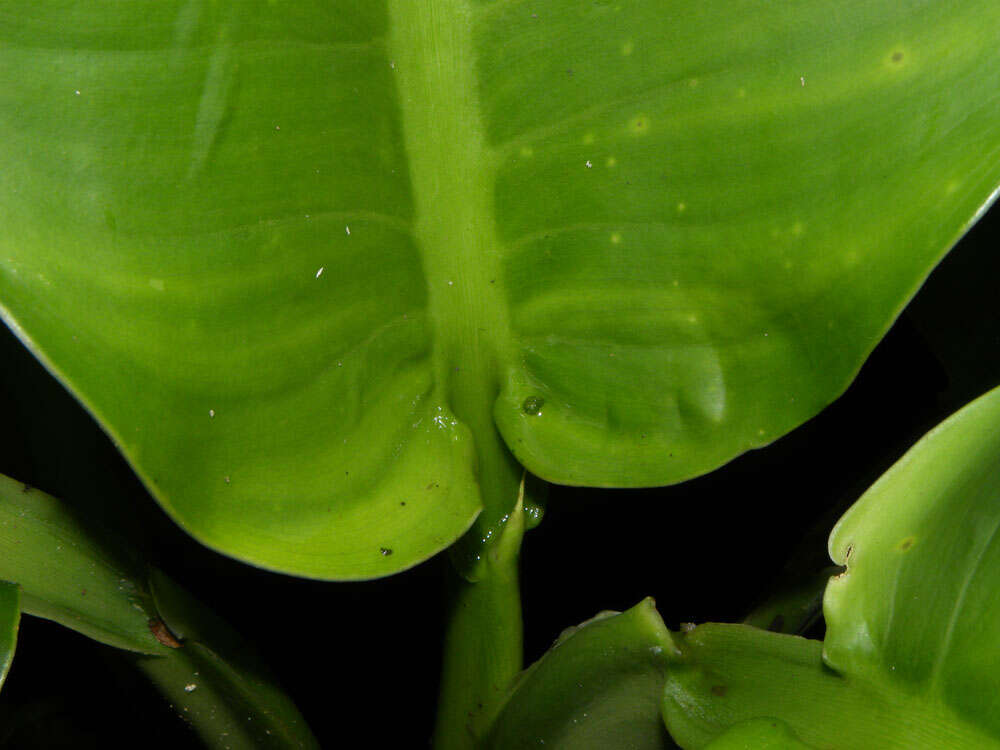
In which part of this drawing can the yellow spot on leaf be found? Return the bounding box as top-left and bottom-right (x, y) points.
(628, 115), (650, 135)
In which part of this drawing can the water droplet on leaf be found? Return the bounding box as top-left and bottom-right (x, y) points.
(522, 396), (544, 415)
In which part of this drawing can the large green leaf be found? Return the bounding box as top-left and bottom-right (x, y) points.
(662, 385), (1000, 748)
(485, 598), (678, 750)
(2, 1), (998, 578)
(0, 581), (18, 692)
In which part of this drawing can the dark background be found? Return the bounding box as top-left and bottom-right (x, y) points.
(0, 201), (997, 748)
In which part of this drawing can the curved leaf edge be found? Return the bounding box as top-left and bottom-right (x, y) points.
(0, 581), (19, 692)
(0, 313), (483, 582)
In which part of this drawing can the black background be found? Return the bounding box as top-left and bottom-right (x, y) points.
(0, 201), (997, 748)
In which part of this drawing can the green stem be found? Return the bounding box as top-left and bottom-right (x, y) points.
(434, 493), (525, 750)
(385, 2), (530, 744)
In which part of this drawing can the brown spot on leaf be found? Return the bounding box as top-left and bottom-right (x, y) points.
(148, 618), (183, 649)
(711, 685), (727, 697)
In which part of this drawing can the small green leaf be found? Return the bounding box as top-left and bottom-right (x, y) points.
(0, 473), (165, 654)
(0, 581), (19, 691)
(663, 385), (1000, 748)
(486, 598), (679, 750)
(662, 624), (998, 749)
(133, 569), (319, 750)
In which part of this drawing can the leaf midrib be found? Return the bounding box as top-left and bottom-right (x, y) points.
(387, 0), (521, 540)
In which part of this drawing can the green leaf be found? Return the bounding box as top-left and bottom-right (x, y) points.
(825, 383), (1000, 737)
(0, 473), (166, 654)
(0, 471), (314, 745)
(0, 581), (19, 692)
(663, 385), (1000, 748)
(485, 598), (679, 750)
(133, 569), (319, 750)
(704, 719), (813, 749)
(2, 1), (999, 577)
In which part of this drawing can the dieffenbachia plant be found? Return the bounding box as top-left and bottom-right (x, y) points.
(1, 0), (999, 747)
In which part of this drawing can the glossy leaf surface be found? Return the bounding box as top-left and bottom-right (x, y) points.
(0, 473), (166, 654)
(663, 386), (1000, 748)
(825, 384), (1000, 737)
(486, 599), (678, 750)
(2, 1), (999, 577)
(704, 719), (812, 749)
(134, 569), (319, 750)
(0, 581), (18, 691)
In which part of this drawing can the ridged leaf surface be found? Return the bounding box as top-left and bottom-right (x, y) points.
(1, 1), (998, 577)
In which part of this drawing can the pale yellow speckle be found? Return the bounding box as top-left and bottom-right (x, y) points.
(519, 146), (534, 158)
(791, 221), (804, 236)
(676, 202), (687, 213)
(628, 115), (650, 135)
(946, 179), (961, 195)
(149, 278), (165, 291)
(582, 132), (595, 145)
(783, 259), (793, 270)
(610, 232), (622, 244)
(672, 279), (680, 287)
(688, 78), (699, 88)
(605, 156), (617, 168)
(686, 314), (699, 324)
(621, 40), (634, 56)
(737, 87), (747, 98)
(844, 250), (860, 267)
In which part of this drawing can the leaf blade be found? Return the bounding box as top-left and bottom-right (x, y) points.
(0, 473), (165, 654)
(0, 581), (19, 692)
(487, 0), (1000, 486)
(133, 569), (319, 750)
(486, 598), (679, 750)
(663, 385), (1000, 748)
(2, 1), (999, 577)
